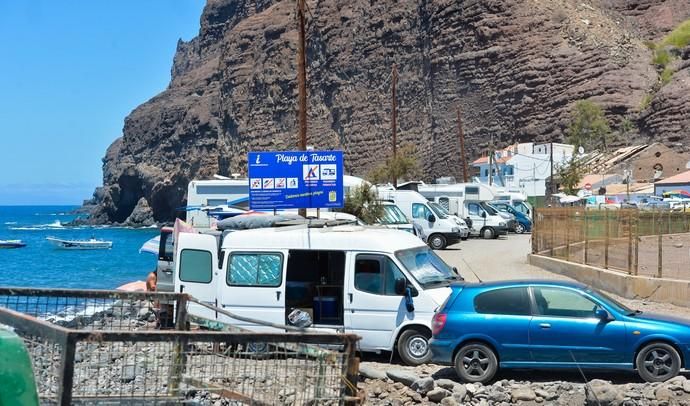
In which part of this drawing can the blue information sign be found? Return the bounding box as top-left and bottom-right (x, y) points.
(248, 151), (344, 210)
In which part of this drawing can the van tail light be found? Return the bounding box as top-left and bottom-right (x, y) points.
(432, 312), (447, 336)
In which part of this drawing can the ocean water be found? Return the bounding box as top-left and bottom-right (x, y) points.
(0, 206), (159, 289)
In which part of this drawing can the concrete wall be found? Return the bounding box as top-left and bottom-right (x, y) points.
(528, 254), (690, 307)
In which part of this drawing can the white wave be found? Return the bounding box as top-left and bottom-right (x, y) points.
(10, 221), (66, 231)
(42, 302), (114, 324)
(3, 221), (17, 225)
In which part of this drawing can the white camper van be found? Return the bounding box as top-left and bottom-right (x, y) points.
(174, 225), (462, 365)
(416, 183), (508, 239)
(378, 189), (462, 249)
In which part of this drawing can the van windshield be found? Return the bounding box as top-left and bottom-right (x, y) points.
(428, 202), (449, 219)
(395, 246), (458, 287)
(380, 204), (409, 225)
(480, 202), (499, 215)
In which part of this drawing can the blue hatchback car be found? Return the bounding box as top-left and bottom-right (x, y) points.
(430, 280), (690, 383)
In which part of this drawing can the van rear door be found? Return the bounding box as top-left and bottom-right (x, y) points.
(174, 233), (219, 321)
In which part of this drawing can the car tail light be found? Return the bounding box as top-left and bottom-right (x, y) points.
(432, 312), (447, 336)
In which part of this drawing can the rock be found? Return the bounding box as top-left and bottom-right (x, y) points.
(435, 379), (458, 391)
(74, 352), (84, 363)
(386, 370), (419, 387)
(452, 384), (467, 401)
(465, 383), (479, 395)
(359, 364), (387, 380)
(511, 387), (536, 402)
(120, 364), (144, 383)
(655, 386), (674, 402)
(427, 388), (451, 402)
(124, 197), (155, 226)
(683, 380), (690, 393)
(535, 388), (556, 400)
(586, 380), (619, 405)
(440, 397), (461, 406)
(410, 377), (435, 394)
(137, 307), (151, 321)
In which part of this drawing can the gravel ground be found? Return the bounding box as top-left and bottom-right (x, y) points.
(356, 233), (690, 405)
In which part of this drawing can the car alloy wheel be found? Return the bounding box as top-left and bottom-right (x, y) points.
(514, 223), (525, 234)
(454, 343), (498, 383)
(636, 343), (680, 382)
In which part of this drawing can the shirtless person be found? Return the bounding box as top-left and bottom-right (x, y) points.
(145, 270), (162, 328)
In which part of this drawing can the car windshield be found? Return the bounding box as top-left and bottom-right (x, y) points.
(380, 204), (409, 225)
(428, 202), (449, 219)
(396, 246), (458, 287)
(481, 202), (499, 215)
(586, 287), (635, 315)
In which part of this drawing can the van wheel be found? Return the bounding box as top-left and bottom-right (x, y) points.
(454, 343), (498, 383)
(636, 342), (680, 382)
(398, 329), (432, 366)
(514, 223), (525, 234)
(481, 227), (495, 240)
(428, 234), (447, 250)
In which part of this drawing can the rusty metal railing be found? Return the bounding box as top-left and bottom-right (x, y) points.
(0, 287), (361, 405)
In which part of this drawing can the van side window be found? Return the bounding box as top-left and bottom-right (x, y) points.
(412, 203), (431, 220)
(179, 249), (213, 283)
(355, 255), (405, 296)
(468, 203), (482, 216)
(227, 253), (282, 287)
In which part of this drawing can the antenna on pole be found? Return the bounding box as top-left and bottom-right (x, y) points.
(457, 106), (468, 183)
(391, 64), (398, 188)
(296, 0), (308, 217)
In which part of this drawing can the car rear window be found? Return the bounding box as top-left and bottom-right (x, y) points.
(474, 287), (531, 316)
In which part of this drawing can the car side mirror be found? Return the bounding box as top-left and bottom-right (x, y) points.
(427, 214), (436, 223)
(595, 308), (612, 321)
(481, 212), (487, 218)
(394, 277), (407, 295)
(405, 287), (415, 312)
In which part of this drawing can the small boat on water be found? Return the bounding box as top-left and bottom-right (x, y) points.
(0, 239), (26, 249)
(46, 237), (112, 250)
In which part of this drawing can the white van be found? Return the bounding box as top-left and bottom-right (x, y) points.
(378, 189), (462, 249)
(174, 225), (461, 365)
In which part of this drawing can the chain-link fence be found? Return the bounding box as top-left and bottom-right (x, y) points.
(533, 208), (690, 279)
(0, 287), (360, 405)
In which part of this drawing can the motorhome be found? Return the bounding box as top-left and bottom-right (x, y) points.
(186, 175), (382, 228)
(414, 183), (508, 239)
(377, 188), (463, 249)
(174, 225), (462, 365)
(493, 191), (534, 220)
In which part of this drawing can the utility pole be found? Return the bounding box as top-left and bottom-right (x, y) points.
(457, 106), (468, 182)
(549, 142), (554, 197)
(391, 64), (398, 187)
(489, 136), (494, 186)
(297, 0), (307, 217)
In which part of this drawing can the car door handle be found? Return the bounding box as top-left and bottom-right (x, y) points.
(276, 291), (281, 301)
(539, 323), (551, 329)
(348, 293), (353, 303)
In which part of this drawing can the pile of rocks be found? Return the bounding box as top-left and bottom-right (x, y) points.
(358, 363), (690, 405)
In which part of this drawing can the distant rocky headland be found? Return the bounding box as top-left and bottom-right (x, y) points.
(83, 0), (690, 224)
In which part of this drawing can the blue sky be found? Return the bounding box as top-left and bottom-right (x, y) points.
(0, 1), (205, 205)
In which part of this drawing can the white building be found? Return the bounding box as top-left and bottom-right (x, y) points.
(473, 142), (574, 198)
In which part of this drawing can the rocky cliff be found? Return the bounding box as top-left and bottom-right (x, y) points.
(86, 0), (690, 224)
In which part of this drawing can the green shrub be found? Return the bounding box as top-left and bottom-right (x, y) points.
(661, 19), (690, 48)
(653, 49), (671, 67)
(640, 93), (654, 110)
(660, 67), (675, 85)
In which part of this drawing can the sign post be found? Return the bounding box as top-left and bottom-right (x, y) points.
(248, 151), (344, 211)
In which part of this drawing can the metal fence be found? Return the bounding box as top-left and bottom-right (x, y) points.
(0, 287), (360, 405)
(532, 208), (690, 280)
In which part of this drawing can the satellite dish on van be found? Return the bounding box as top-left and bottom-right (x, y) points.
(653, 170), (663, 180)
(578, 146), (585, 155)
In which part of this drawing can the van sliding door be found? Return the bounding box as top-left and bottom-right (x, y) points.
(219, 250), (286, 331)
